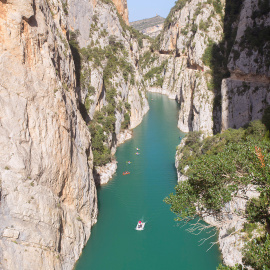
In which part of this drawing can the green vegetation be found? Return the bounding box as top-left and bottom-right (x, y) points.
(62, 0), (68, 15)
(206, 0), (223, 16)
(150, 34), (161, 52)
(144, 60), (168, 87)
(103, 37), (135, 85)
(139, 51), (158, 69)
(239, 24), (270, 68)
(80, 46), (106, 68)
(69, 30), (81, 86)
(89, 110), (113, 166)
(165, 116), (270, 269)
(199, 19), (211, 32)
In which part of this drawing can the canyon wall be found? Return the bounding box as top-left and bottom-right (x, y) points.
(168, 0), (270, 267)
(0, 0), (97, 269)
(0, 0), (147, 269)
(147, 0), (269, 135)
(67, 0), (149, 183)
(221, 0), (270, 130)
(146, 0), (225, 135)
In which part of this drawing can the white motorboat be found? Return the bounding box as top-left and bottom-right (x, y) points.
(135, 221), (145, 231)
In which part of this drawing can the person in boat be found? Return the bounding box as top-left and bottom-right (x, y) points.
(138, 221), (142, 228)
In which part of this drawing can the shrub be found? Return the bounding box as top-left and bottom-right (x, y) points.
(121, 113), (130, 129)
(242, 234), (270, 269)
(167, 120), (270, 221)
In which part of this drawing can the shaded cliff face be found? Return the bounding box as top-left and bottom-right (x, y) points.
(221, 0), (270, 130)
(0, 0), (147, 269)
(0, 0), (97, 269)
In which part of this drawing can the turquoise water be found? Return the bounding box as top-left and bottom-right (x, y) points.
(75, 93), (221, 270)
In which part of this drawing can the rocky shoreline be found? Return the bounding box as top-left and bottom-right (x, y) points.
(94, 130), (134, 185)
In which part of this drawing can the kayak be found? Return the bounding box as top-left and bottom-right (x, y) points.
(135, 152), (140, 155)
(123, 171), (130, 175)
(135, 221), (145, 231)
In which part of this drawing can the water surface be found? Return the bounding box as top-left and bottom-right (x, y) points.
(76, 93), (221, 270)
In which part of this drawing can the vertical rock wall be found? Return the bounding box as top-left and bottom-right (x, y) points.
(149, 0), (225, 135)
(156, 0), (270, 135)
(0, 0), (97, 269)
(221, 0), (270, 130)
(169, 0), (270, 267)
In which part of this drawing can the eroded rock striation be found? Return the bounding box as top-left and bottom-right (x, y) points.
(0, 0), (97, 269)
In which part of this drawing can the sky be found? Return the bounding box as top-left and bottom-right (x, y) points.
(127, 0), (176, 22)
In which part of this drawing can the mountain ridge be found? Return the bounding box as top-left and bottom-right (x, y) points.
(130, 15), (165, 38)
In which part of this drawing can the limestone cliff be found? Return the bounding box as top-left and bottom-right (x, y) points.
(130, 15), (165, 38)
(112, 0), (129, 25)
(146, 0), (225, 134)
(0, 0), (148, 269)
(161, 0), (270, 268)
(0, 0), (97, 269)
(221, 0), (270, 131)
(67, 0), (149, 182)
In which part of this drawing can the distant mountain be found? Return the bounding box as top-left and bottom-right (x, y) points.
(130, 15), (165, 38)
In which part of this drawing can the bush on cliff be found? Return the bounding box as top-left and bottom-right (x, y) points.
(165, 119), (270, 269)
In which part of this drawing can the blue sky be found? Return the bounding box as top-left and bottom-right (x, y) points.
(127, 0), (176, 22)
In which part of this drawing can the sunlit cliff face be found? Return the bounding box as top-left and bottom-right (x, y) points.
(112, 0), (129, 24)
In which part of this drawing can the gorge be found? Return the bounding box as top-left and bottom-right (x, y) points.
(0, 0), (269, 269)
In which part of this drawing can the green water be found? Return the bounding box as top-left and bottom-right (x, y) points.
(75, 93), (221, 270)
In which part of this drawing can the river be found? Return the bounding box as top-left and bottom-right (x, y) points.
(75, 92), (221, 270)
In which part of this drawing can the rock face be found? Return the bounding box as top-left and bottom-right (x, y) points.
(130, 15), (165, 38)
(0, 0), (97, 269)
(67, 0), (149, 177)
(112, 0), (129, 25)
(146, 0), (225, 135)
(156, 0), (270, 134)
(0, 0), (148, 269)
(221, 0), (270, 130)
